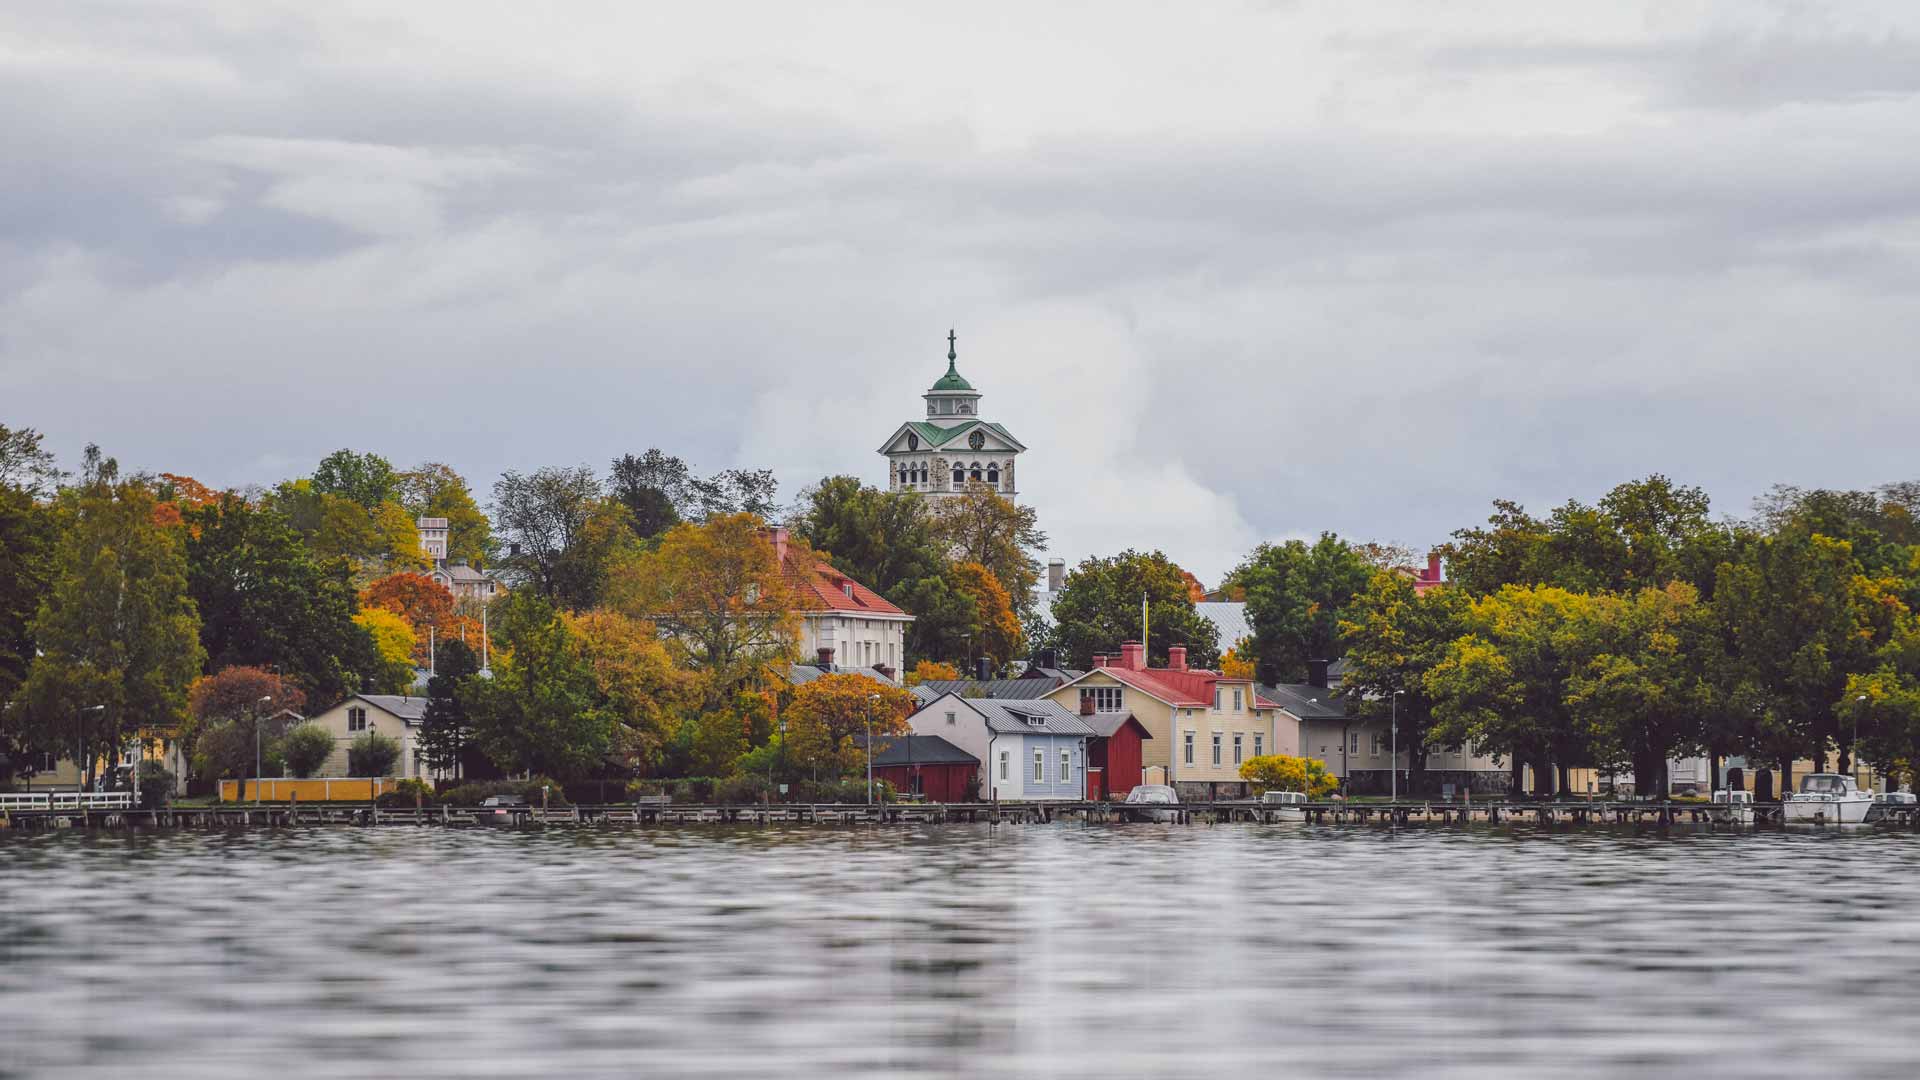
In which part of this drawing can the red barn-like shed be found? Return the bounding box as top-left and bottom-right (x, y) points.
(863, 734), (980, 802)
(1081, 708), (1152, 800)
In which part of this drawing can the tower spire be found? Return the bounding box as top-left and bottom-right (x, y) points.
(947, 328), (957, 364)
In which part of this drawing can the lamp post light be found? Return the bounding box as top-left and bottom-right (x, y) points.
(1391, 690), (1405, 804)
(253, 695), (273, 806)
(1856, 694), (1869, 789)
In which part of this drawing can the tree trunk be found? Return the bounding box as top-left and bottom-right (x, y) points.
(1557, 762), (1572, 800)
(1509, 758), (1524, 797)
(1708, 751), (1722, 794)
(1536, 756), (1556, 797)
(1754, 769), (1773, 801)
(1780, 759), (1794, 799)
(1409, 745), (1428, 798)
(1814, 748), (1828, 774)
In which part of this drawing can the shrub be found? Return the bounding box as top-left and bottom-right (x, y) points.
(347, 732), (403, 777)
(439, 777), (571, 807)
(375, 777), (437, 808)
(715, 774), (770, 804)
(1240, 755), (1338, 799)
(136, 761), (176, 810)
(279, 724), (336, 778)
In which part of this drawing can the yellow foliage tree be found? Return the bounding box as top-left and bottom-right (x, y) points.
(905, 659), (961, 686)
(1220, 646), (1257, 681)
(607, 513), (801, 697)
(783, 673), (915, 777)
(950, 560), (1023, 667)
(1240, 754), (1338, 798)
(352, 607), (418, 693)
(563, 609), (700, 774)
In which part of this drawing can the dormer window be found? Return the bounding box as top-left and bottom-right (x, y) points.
(842, 582), (854, 599)
(1023, 714), (1045, 727)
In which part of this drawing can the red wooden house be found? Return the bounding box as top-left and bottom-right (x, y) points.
(863, 734), (979, 802)
(1078, 701), (1152, 800)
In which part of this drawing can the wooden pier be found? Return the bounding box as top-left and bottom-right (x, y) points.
(7, 797), (1920, 831)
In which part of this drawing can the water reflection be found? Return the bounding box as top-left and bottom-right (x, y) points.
(4, 825), (1919, 1078)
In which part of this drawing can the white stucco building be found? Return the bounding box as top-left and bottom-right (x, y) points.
(877, 330), (1026, 502)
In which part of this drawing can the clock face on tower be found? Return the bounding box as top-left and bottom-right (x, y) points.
(968, 430), (986, 450)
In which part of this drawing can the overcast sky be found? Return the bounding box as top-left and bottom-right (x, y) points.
(6, 1), (1920, 583)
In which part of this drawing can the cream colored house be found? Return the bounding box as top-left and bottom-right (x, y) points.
(304, 694), (433, 780)
(1047, 641), (1283, 800)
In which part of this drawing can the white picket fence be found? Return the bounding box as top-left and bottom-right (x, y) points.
(0, 791), (134, 811)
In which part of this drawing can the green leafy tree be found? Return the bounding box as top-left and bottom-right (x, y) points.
(17, 455), (204, 788)
(0, 424), (59, 721)
(312, 449), (399, 510)
(280, 724), (336, 778)
(1229, 533), (1374, 685)
(1336, 571), (1470, 794)
(491, 466), (633, 609)
(931, 484), (1047, 617)
(461, 592), (616, 777)
(347, 731), (403, 776)
(1044, 550), (1219, 670)
(184, 494), (380, 705)
(1564, 583), (1714, 794)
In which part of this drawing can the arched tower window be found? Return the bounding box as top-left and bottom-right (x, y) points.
(953, 465), (965, 485)
(987, 464), (1000, 485)
(970, 462), (983, 482)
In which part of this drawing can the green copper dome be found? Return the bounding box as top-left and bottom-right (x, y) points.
(929, 329), (976, 392)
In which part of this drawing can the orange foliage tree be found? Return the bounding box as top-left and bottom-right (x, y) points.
(782, 674), (915, 777)
(563, 609), (700, 773)
(950, 560), (1023, 667)
(905, 659), (961, 686)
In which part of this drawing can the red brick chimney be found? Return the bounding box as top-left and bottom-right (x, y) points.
(1092, 653), (1107, 668)
(1119, 641), (1144, 670)
(770, 526), (790, 565)
(1167, 644), (1187, 672)
(815, 646), (834, 670)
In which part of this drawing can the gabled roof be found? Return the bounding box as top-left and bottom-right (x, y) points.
(855, 734), (978, 766)
(877, 420), (1028, 455)
(783, 551), (909, 618)
(1059, 665), (1280, 710)
(968, 698), (1094, 736)
(913, 678), (1059, 701)
(1078, 712), (1154, 740)
(357, 694), (430, 721)
(1259, 683), (1348, 720)
(1195, 602), (1252, 651)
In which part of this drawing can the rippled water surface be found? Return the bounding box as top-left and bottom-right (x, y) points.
(5, 824), (1920, 1078)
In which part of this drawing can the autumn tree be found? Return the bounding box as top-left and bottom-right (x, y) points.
(1241, 754), (1337, 798)
(950, 560), (1022, 667)
(17, 455), (204, 789)
(1228, 533), (1374, 686)
(782, 674), (914, 779)
(608, 513), (800, 694)
(905, 660), (961, 686)
(932, 483), (1047, 615)
(0, 425), (58, 725)
(396, 461), (492, 564)
(1044, 550), (1219, 670)
(353, 608), (418, 693)
(565, 609), (698, 775)
(185, 666), (306, 795)
(361, 572), (457, 663)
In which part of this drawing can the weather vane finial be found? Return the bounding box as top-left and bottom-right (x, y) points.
(947, 328), (957, 363)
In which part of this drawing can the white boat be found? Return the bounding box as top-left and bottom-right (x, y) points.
(1782, 774), (1874, 825)
(1258, 789), (1309, 822)
(1709, 788), (1754, 825)
(1122, 784), (1179, 823)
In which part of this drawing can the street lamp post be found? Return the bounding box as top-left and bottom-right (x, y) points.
(1855, 694), (1869, 789)
(253, 695), (273, 806)
(1391, 690), (1404, 803)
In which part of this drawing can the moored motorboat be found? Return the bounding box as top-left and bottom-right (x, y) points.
(1709, 788), (1754, 825)
(1782, 774), (1873, 825)
(1258, 789), (1308, 822)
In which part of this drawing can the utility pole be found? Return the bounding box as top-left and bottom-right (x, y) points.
(252, 695), (272, 806)
(1391, 690), (1404, 803)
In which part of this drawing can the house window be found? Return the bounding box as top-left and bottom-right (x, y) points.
(1233, 688), (1243, 712)
(1349, 733), (1360, 754)
(1212, 733), (1222, 766)
(1214, 687), (1222, 710)
(953, 466), (965, 485)
(987, 465), (999, 484)
(945, 711), (957, 725)
(1080, 686), (1123, 713)
(1371, 734), (1384, 757)
(347, 707), (367, 732)
(999, 751), (1009, 781)
(970, 463), (982, 482)
(1060, 749), (1072, 786)
(1233, 733), (1243, 765)
(1254, 734), (1264, 758)
(1183, 732), (1195, 765)
(1033, 748), (1045, 783)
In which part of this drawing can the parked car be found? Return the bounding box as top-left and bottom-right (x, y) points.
(476, 794), (528, 823)
(1123, 784), (1179, 823)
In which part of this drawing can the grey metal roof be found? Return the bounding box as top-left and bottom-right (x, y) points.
(1258, 683), (1348, 721)
(1195, 602), (1253, 650)
(913, 678), (1058, 700)
(783, 663), (901, 688)
(360, 694), (430, 721)
(969, 698), (1094, 736)
(1078, 712), (1152, 739)
(855, 734), (978, 767)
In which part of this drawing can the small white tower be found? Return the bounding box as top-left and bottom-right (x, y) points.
(877, 330), (1027, 502)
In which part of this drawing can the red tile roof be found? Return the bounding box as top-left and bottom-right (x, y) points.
(1093, 665), (1278, 709)
(783, 551), (908, 617)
